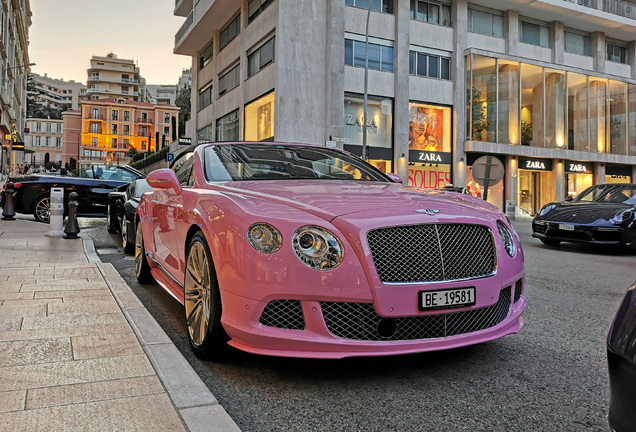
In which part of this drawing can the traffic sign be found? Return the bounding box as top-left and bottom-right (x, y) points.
(167, 153), (174, 163)
(471, 155), (504, 201)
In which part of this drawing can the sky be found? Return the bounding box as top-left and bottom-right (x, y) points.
(28, 0), (192, 85)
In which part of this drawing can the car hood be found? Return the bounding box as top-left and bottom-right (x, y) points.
(539, 202), (633, 223)
(219, 180), (502, 222)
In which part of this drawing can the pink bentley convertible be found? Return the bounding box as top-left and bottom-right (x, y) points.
(135, 142), (526, 359)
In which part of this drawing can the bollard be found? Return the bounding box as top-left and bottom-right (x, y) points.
(64, 192), (80, 239)
(1, 182), (16, 220)
(46, 187), (65, 237)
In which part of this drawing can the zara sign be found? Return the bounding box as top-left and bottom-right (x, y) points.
(518, 157), (553, 171)
(565, 162), (593, 174)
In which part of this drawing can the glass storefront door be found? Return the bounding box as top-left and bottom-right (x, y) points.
(566, 173), (594, 198)
(518, 169), (555, 217)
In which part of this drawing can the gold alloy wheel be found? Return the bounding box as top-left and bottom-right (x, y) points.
(184, 240), (211, 348)
(34, 196), (51, 223)
(134, 222), (145, 276)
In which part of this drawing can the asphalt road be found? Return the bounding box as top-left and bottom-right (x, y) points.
(82, 218), (635, 432)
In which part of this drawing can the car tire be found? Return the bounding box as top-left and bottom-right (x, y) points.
(106, 202), (118, 234)
(540, 239), (561, 246)
(134, 219), (155, 284)
(121, 217), (134, 254)
(184, 231), (230, 360)
(32, 195), (51, 224)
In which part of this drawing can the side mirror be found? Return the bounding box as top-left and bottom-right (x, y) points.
(147, 169), (182, 194)
(387, 173), (403, 184)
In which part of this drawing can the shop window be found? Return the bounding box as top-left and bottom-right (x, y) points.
(344, 94), (393, 151)
(467, 7), (503, 38)
(521, 63), (544, 147)
(245, 91), (275, 141)
(345, 36), (394, 72)
(248, 36), (275, 78)
(565, 31), (591, 56)
(567, 72), (588, 151)
(410, 1), (451, 26)
(216, 110), (240, 142)
(346, 0), (393, 14)
(219, 13), (240, 51)
(408, 103), (451, 152)
(519, 20), (549, 48)
(607, 42), (628, 64)
(219, 64), (240, 97)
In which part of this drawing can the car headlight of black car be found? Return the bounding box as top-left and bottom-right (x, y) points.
(293, 226), (344, 271)
(497, 220), (516, 258)
(247, 223), (283, 254)
(611, 209), (635, 226)
(538, 204), (556, 216)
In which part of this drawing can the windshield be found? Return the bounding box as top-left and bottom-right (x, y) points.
(574, 184), (636, 205)
(203, 144), (391, 182)
(133, 180), (154, 198)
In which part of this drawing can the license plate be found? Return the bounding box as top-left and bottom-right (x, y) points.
(559, 224), (574, 231)
(419, 287), (476, 311)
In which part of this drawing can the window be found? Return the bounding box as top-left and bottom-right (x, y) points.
(164, 126), (170, 136)
(91, 108), (100, 119)
(123, 139), (129, 148)
(197, 124), (213, 143)
(200, 40), (214, 69)
(199, 84), (213, 111)
(248, 37), (275, 78)
(220, 13), (240, 51)
(345, 37), (394, 72)
(410, 1), (451, 26)
(245, 91), (275, 141)
(216, 110), (240, 141)
(219, 64), (240, 96)
(112, 138), (118, 148)
(112, 110), (119, 121)
(409, 50), (451, 80)
(520, 20), (549, 47)
(173, 152), (195, 186)
(112, 124), (118, 135)
(607, 42), (628, 64)
(248, 0), (275, 23)
(164, 112), (170, 123)
(124, 111), (130, 121)
(565, 31), (591, 56)
(141, 126), (148, 137)
(123, 125), (130, 135)
(56, 137), (62, 147)
(467, 7), (503, 38)
(91, 123), (99, 134)
(92, 137), (98, 147)
(346, 0), (393, 13)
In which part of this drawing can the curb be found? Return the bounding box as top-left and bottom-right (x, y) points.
(81, 234), (240, 431)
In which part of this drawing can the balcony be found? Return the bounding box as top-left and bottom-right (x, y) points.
(174, 0), (237, 55)
(175, 0), (193, 17)
(564, 0), (636, 20)
(136, 117), (154, 124)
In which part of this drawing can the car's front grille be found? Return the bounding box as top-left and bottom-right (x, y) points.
(367, 224), (496, 283)
(259, 299), (305, 330)
(321, 287), (511, 341)
(514, 278), (523, 303)
(532, 221), (548, 235)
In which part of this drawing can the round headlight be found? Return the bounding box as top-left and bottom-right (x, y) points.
(497, 220), (516, 258)
(611, 209), (634, 225)
(292, 226), (344, 271)
(539, 204), (556, 216)
(247, 223), (282, 254)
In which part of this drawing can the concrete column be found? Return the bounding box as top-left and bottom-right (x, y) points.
(632, 165), (636, 181)
(324, 0), (346, 145)
(629, 41), (636, 80)
(505, 156), (518, 219)
(551, 21), (564, 65)
(394, 0), (410, 181)
(453, 0), (469, 188)
(591, 31), (605, 74)
(595, 162), (606, 184)
(555, 159), (566, 201)
(504, 10), (519, 56)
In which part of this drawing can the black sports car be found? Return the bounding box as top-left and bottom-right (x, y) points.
(607, 282), (636, 432)
(532, 183), (636, 249)
(4, 165), (144, 223)
(107, 179), (153, 253)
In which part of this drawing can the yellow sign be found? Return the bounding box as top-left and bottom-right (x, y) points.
(4, 134), (11, 141)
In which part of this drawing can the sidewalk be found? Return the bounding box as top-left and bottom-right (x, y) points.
(0, 218), (240, 431)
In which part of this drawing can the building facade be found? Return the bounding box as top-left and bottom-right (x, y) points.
(1, 0), (32, 175)
(31, 73), (86, 110)
(62, 97), (179, 167)
(174, 0), (636, 218)
(24, 118), (63, 169)
(86, 55), (147, 103)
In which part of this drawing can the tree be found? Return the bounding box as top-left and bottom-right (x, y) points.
(26, 74), (42, 118)
(175, 84), (191, 138)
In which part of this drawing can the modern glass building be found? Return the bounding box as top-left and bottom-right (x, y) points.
(174, 0), (636, 218)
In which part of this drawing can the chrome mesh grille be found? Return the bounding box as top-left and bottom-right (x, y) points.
(321, 287), (511, 341)
(367, 224), (496, 283)
(259, 300), (305, 330)
(514, 278), (523, 303)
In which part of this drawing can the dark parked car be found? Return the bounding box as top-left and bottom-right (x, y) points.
(5, 165), (144, 223)
(607, 282), (636, 432)
(532, 183), (636, 249)
(107, 179), (153, 253)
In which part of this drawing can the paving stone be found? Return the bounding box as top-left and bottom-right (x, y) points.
(0, 324), (132, 342)
(25, 376), (165, 410)
(0, 354), (156, 392)
(0, 269), (36, 276)
(35, 268), (99, 276)
(1, 298), (62, 307)
(34, 289), (110, 299)
(0, 319), (23, 332)
(72, 332), (144, 360)
(0, 304), (47, 319)
(0, 292), (34, 301)
(0, 338), (73, 367)
(0, 390), (26, 413)
(48, 298), (121, 316)
(180, 405), (241, 432)
(20, 281), (108, 292)
(22, 313), (127, 331)
(1, 394), (186, 432)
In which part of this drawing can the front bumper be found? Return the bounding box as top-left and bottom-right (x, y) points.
(532, 220), (635, 247)
(219, 281), (526, 359)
